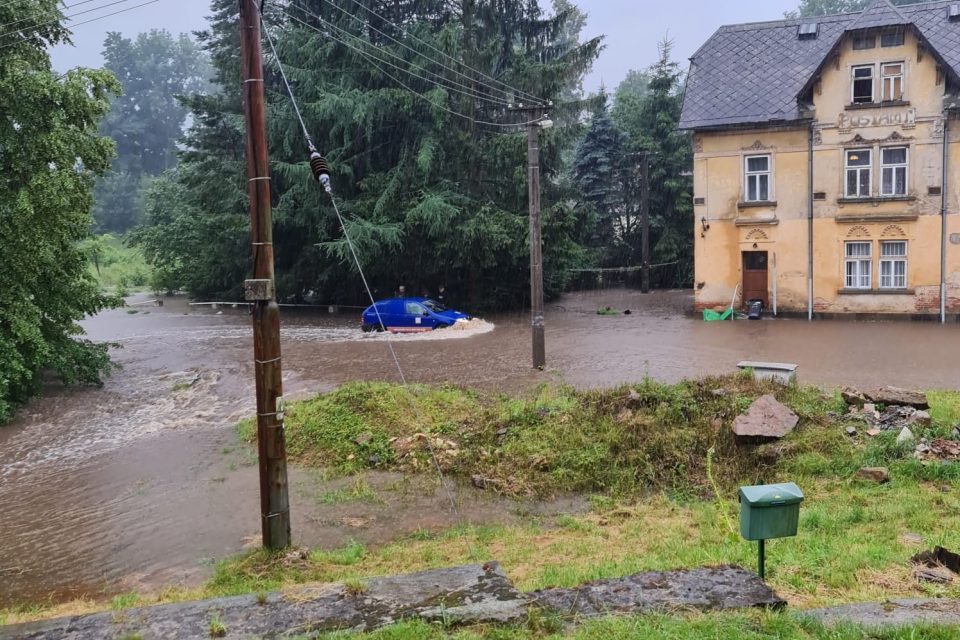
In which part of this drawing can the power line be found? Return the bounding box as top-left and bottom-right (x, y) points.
(0, 0), (159, 44)
(310, 0), (543, 107)
(286, 4), (514, 108)
(0, 0), (105, 33)
(283, 10), (543, 130)
(334, 0), (548, 107)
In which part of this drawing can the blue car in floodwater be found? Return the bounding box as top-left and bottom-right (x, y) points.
(361, 298), (470, 333)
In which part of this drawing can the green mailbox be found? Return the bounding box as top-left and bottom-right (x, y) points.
(738, 482), (804, 579)
(739, 482), (804, 540)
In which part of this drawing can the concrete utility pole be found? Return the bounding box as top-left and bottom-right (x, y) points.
(238, 0), (291, 550)
(639, 152), (651, 294)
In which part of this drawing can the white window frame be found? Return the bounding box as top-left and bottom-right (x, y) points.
(881, 61), (904, 101)
(845, 241), (873, 290)
(744, 154), (772, 202)
(880, 241), (908, 289)
(845, 149), (872, 198)
(880, 146), (908, 197)
(852, 64), (875, 104)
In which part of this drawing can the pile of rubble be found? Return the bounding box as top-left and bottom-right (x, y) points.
(840, 385), (960, 463)
(841, 386), (930, 436)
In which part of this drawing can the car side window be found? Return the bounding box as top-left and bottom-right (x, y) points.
(405, 302), (426, 315)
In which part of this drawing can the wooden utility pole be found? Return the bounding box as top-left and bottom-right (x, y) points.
(639, 152), (651, 294)
(510, 105), (548, 370)
(238, 0), (291, 550)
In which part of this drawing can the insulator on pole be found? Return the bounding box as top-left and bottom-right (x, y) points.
(310, 152), (331, 184)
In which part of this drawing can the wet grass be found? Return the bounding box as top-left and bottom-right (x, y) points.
(298, 611), (960, 639)
(6, 378), (960, 632)
(246, 375), (960, 498)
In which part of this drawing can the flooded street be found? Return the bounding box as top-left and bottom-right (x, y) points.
(2, 288), (960, 606)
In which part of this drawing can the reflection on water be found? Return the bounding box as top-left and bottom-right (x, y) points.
(2, 289), (960, 605)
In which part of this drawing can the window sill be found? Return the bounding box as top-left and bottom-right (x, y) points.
(837, 288), (914, 296)
(845, 100), (910, 110)
(738, 200), (777, 209)
(837, 195), (916, 205)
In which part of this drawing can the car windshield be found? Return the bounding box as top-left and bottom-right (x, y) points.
(422, 299), (447, 313)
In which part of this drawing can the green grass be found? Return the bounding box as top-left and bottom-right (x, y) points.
(84, 233), (153, 295)
(248, 376), (960, 499)
(305, 611), (959, 639)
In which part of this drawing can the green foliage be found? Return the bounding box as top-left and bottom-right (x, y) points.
(92, 30), (212, 233)
(612, 39), (693, 287)
(82, 234), (152, 293)
(273, 376), (879, 498)
(0, 1), (122, 424)
(571, 91), (631, 266)
(137, 0), (602, 310)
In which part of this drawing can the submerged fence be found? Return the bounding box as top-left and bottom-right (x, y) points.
(566, 262), (685, 291)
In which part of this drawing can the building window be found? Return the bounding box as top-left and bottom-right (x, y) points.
(845, 149), (872, 198)
(845, 241), (872, 289)
(881, 147), (908, 196)
(744, 155), (771, 202)
(881, 62), (904, 101)
(881, 30), (905, 48)
(880, 241), (907, 289)
(853, 34), (876, 50)
(852, 65), (874, 103)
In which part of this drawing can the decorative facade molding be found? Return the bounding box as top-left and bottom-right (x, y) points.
(841, 131), (914, 147)
(812, 121), (822, 146)
(846, 225), (871, 238)
(881, 224), (907, 238)
(745, 228), (769, 241)
(693, 136), (703, 153)
(933, 117), (945, 140)
(743, 139), (771, 151)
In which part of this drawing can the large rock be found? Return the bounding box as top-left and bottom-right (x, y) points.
(841, 387), (867, 407)
(1, 564), (787, 639)
(732, 395), (798, 439)
(532, 565), (785, 616)
(864, 386), (929, 410)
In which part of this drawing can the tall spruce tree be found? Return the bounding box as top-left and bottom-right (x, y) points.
(0, 0), (120, 423)
(612, 40), (692, 287)
(137, 0), (601, 309)
(571, 90), (630, 267)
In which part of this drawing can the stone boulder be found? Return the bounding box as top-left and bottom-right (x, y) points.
(841, 387), (867, 407)
(732, 395), (798, 439)
(864, 386), (929, 410)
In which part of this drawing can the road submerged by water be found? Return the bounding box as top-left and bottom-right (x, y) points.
(2, 289), (960, 606)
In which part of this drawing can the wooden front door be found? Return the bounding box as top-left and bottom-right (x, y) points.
(742, 251), (769, 309)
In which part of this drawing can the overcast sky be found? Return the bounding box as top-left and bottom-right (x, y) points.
(50, 0), (799, 91)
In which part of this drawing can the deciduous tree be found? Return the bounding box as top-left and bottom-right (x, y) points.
(0, 0), (121, 423)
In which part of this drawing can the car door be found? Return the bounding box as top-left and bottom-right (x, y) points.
(404, 301), (432, 328)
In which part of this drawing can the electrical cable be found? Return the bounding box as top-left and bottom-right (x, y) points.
(283, 10), (546, 130)
(254, 0), (463, 517)
(259, 12), (316, 152)
(0, 0), (104, 33)
(334, 0), (548, 107)
(0, 0), (159, 45)
(286, 4), (515, 108)
(309, 0), (543, 107)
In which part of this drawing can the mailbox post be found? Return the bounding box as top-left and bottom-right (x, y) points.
(738, 482), (804, 580)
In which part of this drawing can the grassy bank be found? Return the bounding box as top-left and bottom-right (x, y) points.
(240, 375), (960, 498)
(5, 376), (960, 634)
(83, 233), (152, 295)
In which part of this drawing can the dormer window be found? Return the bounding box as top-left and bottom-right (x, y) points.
(798, 23), (819, 40)
(949, 4), (960, 22)
(853, 34), (876, 50)
(881, 63), (904, 101)
(852, 65), (875, 104)
(881, 29), (905, 48)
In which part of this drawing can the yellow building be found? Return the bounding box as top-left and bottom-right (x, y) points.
(680, 0), (960, 319)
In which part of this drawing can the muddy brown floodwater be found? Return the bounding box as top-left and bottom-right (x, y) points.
(2, 288), (960, 607)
